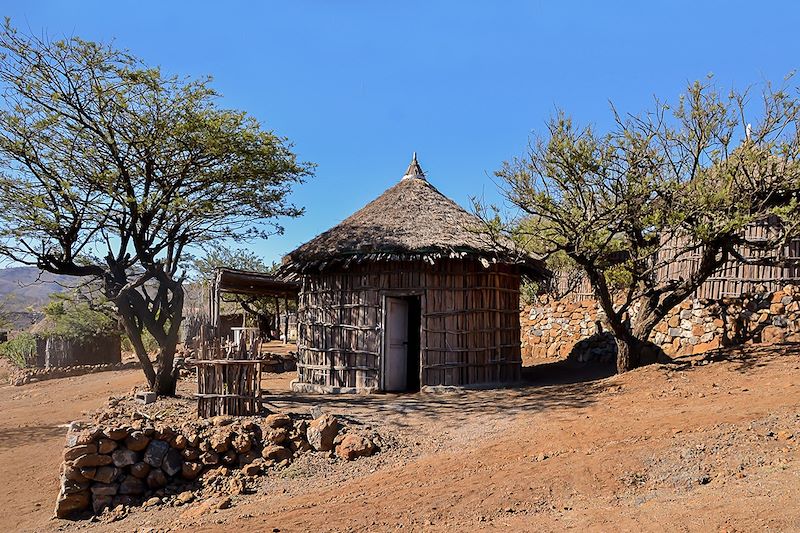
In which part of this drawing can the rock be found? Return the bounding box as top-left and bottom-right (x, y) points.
(146, 468), (168, 489)
(231, 433), (252, 453)
(335, 434), (377, 460)
(242, 461), (262, 476)
(777, 430), (794, 441)
(143, 440), (170, 467)
(93, 466), (118, 484)
(210, 431), (231, 453)
(63, 462), (90, 483)
(238, 450), (260, 466)
(227, 477), (245, 495)
(265, 413), (292, 429)
(182, 447), (200, 461)
(64, 444), (97, 461)
(289, 435), (311, 453)
(293, 420), (308, 436)
(261, 445), (293, 462)
(266, 428), (289, 445)
(55, 490), (90, 518)
(216, 496), (232, 510)
(221, 449), (238, 465)
(111, 448), (138, 468)
(176, 491), (194, 505)
(72, 453), (113, 468)
(119, 476), (146, 495)
(76, 467), (95, 481)
(130, 461), (151, 479)
(200, 451), (220, 465)
(61, 478), (90, 494)
(97, 438), (118, 455)
(185, 432), (201, 448)
(143, 496), (161, 508)
(770, 303), (786, 315)
(212, 416), (234, 427)
(162, 448), (183, 476)
(125, 431), (150, 452)
(90, 483), (119, 496)
(181, 462), (203, 480)
(113, 496), (135, 509)
(307, 414), (339, 451)
(92, 494), (113, 514)
(172, 434), (188, 450)
(103, 427), (130, 441)
(64, 426), (95, 448)
(762, 326), (786, 344)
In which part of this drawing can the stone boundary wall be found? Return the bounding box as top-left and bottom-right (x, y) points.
(55, 413), (379, 519)
(9, 361), (141, 386)
(521, 284), (800, 363)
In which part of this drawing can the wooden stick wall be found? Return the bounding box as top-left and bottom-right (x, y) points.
(295, 260), (522, 389)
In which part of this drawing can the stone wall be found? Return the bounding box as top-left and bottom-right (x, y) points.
(9, 361), (140, 386)
(521, 284), (800, 364)
(55, 412), (379, 519)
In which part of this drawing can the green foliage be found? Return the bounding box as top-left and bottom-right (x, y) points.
(0, 332), (35, 368)
(121, 329), (159, 354)
(0, 21), (312, 392)
(37, 294), (118, 340)
(192, 244), (276, 282)
(193, 244), (294, 317)
(494, 76), (800, 371)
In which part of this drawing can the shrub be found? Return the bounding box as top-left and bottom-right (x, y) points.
(0, 332), (36, 368)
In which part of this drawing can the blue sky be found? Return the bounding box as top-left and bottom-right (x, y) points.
(4, 1), (799, 265)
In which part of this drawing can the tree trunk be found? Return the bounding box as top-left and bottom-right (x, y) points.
(615, 335), (641, 373)
(154, 343), (178, 396)
(114, 279), (184, 397)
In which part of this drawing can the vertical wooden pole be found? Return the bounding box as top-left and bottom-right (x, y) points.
(283, 297), (290, 344)
(274, 296), (280, 341)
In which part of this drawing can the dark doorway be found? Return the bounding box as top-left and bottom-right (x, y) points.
(405, 295), (421, 392)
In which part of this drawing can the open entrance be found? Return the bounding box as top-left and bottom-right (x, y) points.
(383, 295), (421, 392)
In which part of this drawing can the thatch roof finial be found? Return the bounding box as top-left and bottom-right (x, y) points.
(402, 152), (426, 180)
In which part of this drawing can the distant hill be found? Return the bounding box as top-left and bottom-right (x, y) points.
(0, 266), (76, 312)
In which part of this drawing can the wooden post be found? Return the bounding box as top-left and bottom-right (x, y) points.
(274, 296), (280, 341)
(283, 297), (289, 344)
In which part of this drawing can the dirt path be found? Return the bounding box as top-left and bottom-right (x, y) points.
(183, 347), (800, 532)
(5, 345), (800, 532)
(0, 369), (145, 532)
(117, 346), (800, 532)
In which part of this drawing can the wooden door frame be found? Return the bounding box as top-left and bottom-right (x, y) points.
(379, 290), (424, 392)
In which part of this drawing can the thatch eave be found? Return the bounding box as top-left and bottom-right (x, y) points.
(278, 156), (548, 280)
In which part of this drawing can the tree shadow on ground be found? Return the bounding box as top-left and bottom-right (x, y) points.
(667, 342), (799, 375)
(0, 424), (65, 451)
(262, 356), (621, 433)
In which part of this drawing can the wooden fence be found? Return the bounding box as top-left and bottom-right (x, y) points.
(189, 327), (262, 417)
(548, 224), (800, 302)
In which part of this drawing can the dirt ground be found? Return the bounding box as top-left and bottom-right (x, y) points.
(2, 344), (800, 532)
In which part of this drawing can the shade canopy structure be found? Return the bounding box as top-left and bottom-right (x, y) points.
(215, 268), (300, 298)
(209, 268), (300, 331)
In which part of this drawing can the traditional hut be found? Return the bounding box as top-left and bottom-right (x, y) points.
(279, 154), (547, 393)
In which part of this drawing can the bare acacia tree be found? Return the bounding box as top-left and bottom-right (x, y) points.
(0, 23), (312, 394)
(486, 78), (800, 373)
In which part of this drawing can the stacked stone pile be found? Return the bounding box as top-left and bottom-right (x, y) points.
(521, 284), (800, 363)
(55, 412), (381, 519)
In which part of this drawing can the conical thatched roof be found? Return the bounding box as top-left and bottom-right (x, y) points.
(280, 155), (546, 277)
